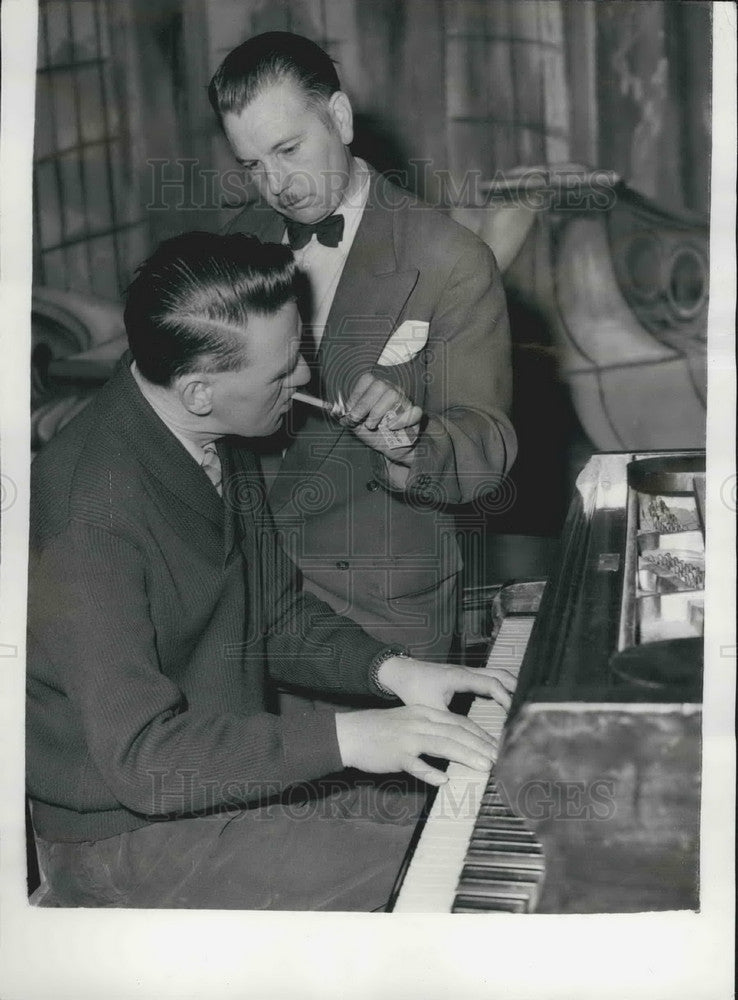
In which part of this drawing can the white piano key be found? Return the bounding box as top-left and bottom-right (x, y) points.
(394, 616), (535, 912)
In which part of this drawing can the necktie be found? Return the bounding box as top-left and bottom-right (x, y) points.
(201, 442), (222, 496)
(286, 213), (344, 250)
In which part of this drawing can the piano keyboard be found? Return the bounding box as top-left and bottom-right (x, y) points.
(392, 615), (542, 913)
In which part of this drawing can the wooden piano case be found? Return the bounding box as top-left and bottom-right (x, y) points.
(496, 451), (705, 913)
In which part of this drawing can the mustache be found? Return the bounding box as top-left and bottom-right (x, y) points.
(279, 189), (307, 208)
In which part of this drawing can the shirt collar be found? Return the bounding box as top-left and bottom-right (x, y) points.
(336, 156), (370, 240)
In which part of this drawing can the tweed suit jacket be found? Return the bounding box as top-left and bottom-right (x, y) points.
(26, 356), (392, 843)
(226, 168), (517, 654)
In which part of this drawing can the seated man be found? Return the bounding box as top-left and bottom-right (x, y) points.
(26, 232), (514, 911)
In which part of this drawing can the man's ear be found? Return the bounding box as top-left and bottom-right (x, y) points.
(178, 375), (213, 416)
(328, 91), (354, 145)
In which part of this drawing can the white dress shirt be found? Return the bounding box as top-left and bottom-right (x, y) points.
(285, 156), (370, 350)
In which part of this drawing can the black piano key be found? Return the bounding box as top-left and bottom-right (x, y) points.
(456, 876), (539, 900)
(479, 799), (515, 814)
(481, 791), (506, 805)
(461, 864), (543, 885)
(469, 837), (544, 854)
(477, 804), (517, 818)
(452, 895), (528, 914)
(465, 849), (546, 871)
(469, 828), (541, 844)
(482, 781), (503, 792)
(474, 815), (529, 830)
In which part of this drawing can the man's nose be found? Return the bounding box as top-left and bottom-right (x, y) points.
(293, 356), (311, 386)
(264, 167), (285, 196)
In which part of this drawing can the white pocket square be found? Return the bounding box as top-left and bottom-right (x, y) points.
(376, 321), (429, 366)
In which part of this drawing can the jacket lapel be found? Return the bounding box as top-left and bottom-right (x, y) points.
(106, 357), (227, 564)
(270, 169), (419, 511)
(218, 441), (242, 567)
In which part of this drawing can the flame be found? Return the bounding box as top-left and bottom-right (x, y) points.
(333, 392), (346, 418)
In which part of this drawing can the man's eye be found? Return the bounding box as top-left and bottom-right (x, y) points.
(281, 144), (298, 156)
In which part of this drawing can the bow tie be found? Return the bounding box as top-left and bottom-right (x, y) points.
(286, 213), (345, 250)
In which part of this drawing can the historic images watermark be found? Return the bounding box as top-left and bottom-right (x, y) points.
(144, 772), (419, 822)
(1, 473), (18, 513)
(145, 159), (620, 214)
(144, 769), (616, 824)
(720, 474), (737, 513)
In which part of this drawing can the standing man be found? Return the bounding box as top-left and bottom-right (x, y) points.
(26, 232), (515, 911)
(209, 32), (516, 660)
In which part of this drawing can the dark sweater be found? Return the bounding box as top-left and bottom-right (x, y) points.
(27, 358), (392, 842)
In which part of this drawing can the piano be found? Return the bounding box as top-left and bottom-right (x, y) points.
(392, 450), (704, 913)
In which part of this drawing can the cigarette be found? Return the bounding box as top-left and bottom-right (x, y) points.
(291, 391), (342, 415)
(291, 391), (414, 449)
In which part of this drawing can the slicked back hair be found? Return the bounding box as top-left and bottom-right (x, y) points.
(208, 31), (340, 124)
(124, 232), (296, 386)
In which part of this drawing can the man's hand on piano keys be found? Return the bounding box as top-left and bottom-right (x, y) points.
(375, 657), (517, 714)
(334, 705), (498, 786)
(334, 658), (518, 786)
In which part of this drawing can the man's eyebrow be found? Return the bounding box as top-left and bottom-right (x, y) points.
(272, 132), (305, 152)
(237, 133), (305, 164)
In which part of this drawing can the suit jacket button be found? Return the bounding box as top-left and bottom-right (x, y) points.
(366, 480), (380, 492)
(336, 560), (349, 570)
